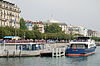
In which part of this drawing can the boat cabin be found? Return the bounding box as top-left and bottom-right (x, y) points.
(69, 44), (88, 49)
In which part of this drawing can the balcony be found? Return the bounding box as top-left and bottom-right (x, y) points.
(1, 5), (21, 13)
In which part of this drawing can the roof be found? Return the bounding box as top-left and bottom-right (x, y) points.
(4, 36), (20, 39)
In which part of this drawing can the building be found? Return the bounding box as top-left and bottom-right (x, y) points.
(87, 29), (99, 37)
(44, 19), (68, 34)
(26, 20), (45, 33)
(25, 20), (33, 30)
(26, 19), (68, 34)
(0, 0), (21, 28)
(68, 25), (88, 36)
(32, 21), (45, 33)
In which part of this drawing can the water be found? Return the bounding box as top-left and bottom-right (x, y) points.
(0, 46), (100, 66)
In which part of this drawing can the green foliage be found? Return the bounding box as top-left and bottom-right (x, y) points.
(33, 30), (42, 39)
(91, 37), (100, 41)
(20, 18), (27, 30)
(0, 26), (42, 40)
(0, 0), (3, 1)
(0, 27), (11, 38)
(42, 32), (74, 40)
(32, 25), (39, 31)
(25, 31), (36, 39)
(45, 23), (62, 33)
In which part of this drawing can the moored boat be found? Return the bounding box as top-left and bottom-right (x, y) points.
(65, 37), (96, 56)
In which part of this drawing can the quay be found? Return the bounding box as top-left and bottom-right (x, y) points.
(95, 41), (100, 46)
(40, 43), (67, 57)
(0, 40), (68, 57)
(0, 42), (42, 57)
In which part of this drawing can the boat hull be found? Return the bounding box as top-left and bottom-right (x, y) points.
(65, 47), (96, 56)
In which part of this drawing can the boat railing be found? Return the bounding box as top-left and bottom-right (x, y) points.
(4, 40), (34, 43)
(71, 39), (93, 42)
(0, 40), (47, 44)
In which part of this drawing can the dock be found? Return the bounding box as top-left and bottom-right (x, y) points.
(40, 43), (67, 57)
(0, 42), (68, 57)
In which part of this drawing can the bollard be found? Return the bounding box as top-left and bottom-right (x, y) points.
(13, 51), (15, 58)
(19, 51), (21, 57)
(7, 50), (9, 58)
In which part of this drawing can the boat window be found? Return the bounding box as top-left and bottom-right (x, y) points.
(71, 44), (87, 49)
(89, 44), (94, 47)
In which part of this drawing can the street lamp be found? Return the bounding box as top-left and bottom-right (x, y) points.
(14, 19), (16, 36)
(24, 32), (26, 39)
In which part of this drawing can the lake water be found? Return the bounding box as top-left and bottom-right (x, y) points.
(0, 46), (100, 66)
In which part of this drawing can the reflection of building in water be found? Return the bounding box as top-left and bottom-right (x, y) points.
(70, 57), (87, 63)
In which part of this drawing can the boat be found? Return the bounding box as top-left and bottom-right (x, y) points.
(65, 37), (96, 56)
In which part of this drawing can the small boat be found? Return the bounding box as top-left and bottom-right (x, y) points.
(65, 37), (96, 56)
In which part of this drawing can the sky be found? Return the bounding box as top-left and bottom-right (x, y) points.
(5, 0), (100, 32)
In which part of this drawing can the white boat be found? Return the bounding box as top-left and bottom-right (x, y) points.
(65, 37), (96, 56)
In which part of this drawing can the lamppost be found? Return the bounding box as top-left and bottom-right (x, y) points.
(45, 34), (47, 43)
(14, 19), (16, 36)
(24, 32), (26, 40)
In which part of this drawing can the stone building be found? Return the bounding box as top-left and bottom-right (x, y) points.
(0, 0), (21, 28)
(26, 20), (45, 33)
(87, 29), (99, 37)
(68, 25), (88, 36)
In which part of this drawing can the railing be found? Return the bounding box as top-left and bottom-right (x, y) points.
(4, 40), (34, 43)
(0, 40), (46, 44)
(71, 39), (93, 42)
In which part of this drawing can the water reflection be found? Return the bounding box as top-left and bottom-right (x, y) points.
(0, 47), (100, 66)
(67, 56), (87, 63)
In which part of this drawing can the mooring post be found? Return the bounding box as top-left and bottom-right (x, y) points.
(13, 51), (15, 58)
(7, 50), (9, 58)
(19, 50), (21, 57)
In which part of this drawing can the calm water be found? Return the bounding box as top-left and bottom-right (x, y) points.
(0, 46), (100, 66)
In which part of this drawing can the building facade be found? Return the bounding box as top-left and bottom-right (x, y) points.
(87, 29), (99, 37)
(0, 0), (21, 28)
(68, 25), (88, 36)
(32, 21), (45, 33)
(25, 20), (33, 31)
(26, 20), (45, 33)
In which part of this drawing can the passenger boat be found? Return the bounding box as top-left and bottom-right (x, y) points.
(65, 37), (96, 56)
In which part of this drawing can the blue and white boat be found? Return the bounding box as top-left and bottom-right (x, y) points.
(65, 37), (96, 56)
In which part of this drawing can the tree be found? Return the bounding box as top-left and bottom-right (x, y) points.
(20, 18), (27, 30)
(45, 23), (62, 33)
(33, 30), (42, 39)
(32, 25), (39, 31)
(0, 0), (3, 1)
(25, 31), (36, 39)
(0, 27), (12, 38)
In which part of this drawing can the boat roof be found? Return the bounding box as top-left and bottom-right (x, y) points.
(70, 42), (89, 44)
(4, 36), (20, 39)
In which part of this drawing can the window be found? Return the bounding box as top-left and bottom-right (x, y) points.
(71, 44), (87, 49)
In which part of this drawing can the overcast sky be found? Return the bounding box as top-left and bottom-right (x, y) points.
(5, 0), (100, 32)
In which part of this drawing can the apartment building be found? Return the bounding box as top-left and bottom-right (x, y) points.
(26, 20), (45, 33)
(0, 0), (21, 28)
(87, 29), (99, 37)
(68, 25), (88, 36)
